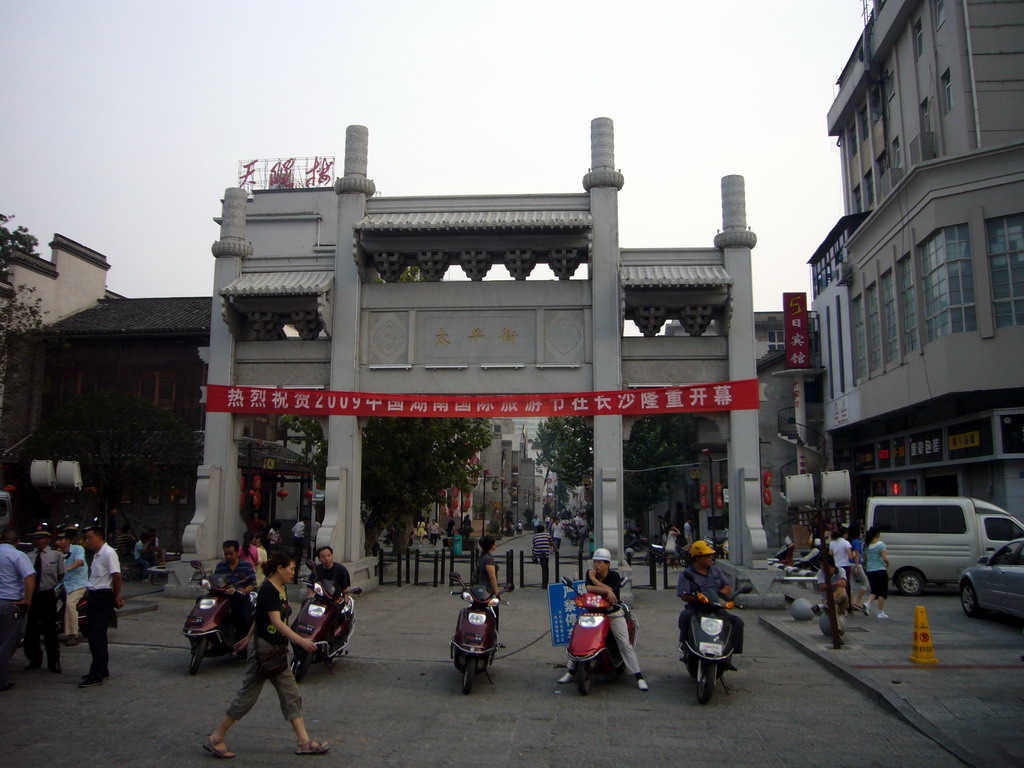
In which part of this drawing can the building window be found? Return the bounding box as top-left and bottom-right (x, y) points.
(884, 70), (896, 101)
(934, 0), (945, 28)
(846, 124), (858, 159)
(987, 213), (1024, 328)
(941, 69), (953, 113)
(920, 224), (976, 341)
(852, 297), (866, 381)
(881, 270), (898, 362)
(892, 136), (902, 169)
(766, 329), (785, 351)
(866, 284), (882, 372)
(60, 372), (97, 403)
(139, 371), (176, 409)
(920, 98), (931, 132)
(914, 18), (924, 58)
(898, 256), (918, 353)
(853, 185), (863, 213)
(857, 107), (869, 147)
(864, 170), (875, 209)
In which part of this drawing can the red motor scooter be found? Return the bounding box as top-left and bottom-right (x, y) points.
(182, 560), (254, 675)
(290, 563), (362, 682)
(561, 575), (638, 695)
(449, 572), (513, 695)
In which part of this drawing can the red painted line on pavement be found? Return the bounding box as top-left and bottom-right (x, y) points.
(851, 664), (1024, 670)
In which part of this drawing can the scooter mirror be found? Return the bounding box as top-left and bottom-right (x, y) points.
(190, 560), (203, 569)
(560, 576), (573, 588)
(738, 585), (754, 595)
(306, 560), (316, 572)
(504, 583), (515, 593)
(450, 572), (462, 582)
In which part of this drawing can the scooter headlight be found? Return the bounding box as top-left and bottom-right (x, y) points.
(200, 579), (211, 590)
(308, 605), (326, 617)
(700, 617), (724, 635)
(198, 598), (217, 610)
(461, 591), (472, 603)
(578, 615), (605, 628)
(313, 582), (325, 597)
(467, 611), (488, 625)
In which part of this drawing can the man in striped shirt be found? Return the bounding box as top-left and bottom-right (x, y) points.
(532, 525), (553, 588)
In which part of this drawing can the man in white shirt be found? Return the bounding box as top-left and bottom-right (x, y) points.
(0, 529), (35, 692)
(79, 526), (122, 688)
(829, 527), (854, 598)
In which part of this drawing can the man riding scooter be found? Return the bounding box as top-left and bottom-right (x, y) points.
(558, 548), (649, 691)
(214, 541), (257, 636)
(677, 540), (744, 668)
(307, 546), (350, 598)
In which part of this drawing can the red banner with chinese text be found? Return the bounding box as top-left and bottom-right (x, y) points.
(206, 380), (759, 418)
(783, 292), (810, 368)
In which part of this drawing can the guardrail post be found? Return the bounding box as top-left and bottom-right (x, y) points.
(432, 550), (439, 587)
(578, 548), (584, 580)
(378, 549), (385, 586)
(554, 550), (560, 582)
(519, 550), (525, 588)
(414, 549), (421, 586)
(404, 549), (411, 584)
(662, 556), (669, 590)
(505, 550), (514, 587)
(649, 554), (656, 589)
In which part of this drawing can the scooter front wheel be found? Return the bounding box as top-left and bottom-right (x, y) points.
(188, 636), (209, 676)
(696, 660), (717, 704)
(292, 647), (312, 683)
(461, 654), (477, 695)
(576, 660), (593, 695)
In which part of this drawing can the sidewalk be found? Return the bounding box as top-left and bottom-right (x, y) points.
(760, 589), (1024, 768)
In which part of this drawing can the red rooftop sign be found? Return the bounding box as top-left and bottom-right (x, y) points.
(206, 380), (759, 418)
(238, 157), (335, 192)
(783, 292), (810, 368)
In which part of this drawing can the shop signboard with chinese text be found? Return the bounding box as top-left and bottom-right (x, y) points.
(783, 292), (810, 368)
(548, 580), (586, 646)
(947, 418), (993, 461)
(238, 157), (335, 193)
(908, 428), (944, 465)
(999, 414), (1024, 454)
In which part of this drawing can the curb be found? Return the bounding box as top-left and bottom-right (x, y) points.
(117, 600), (159, 617)
(758, 616), (980, 768)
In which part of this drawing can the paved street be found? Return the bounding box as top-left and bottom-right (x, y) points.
(0, 556), (990, 768)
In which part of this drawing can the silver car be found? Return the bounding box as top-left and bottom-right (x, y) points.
(960, 538), (1024, 619)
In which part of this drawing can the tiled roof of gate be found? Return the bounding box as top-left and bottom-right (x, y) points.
(620, 265), (732, 288)
(355, 210), (592, 231)
(221, 271), (333, 296)
(48, 297), (211, 335)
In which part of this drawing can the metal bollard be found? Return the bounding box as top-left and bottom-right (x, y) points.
(577, 549), (584, 580)
(554, 551), (560, 582)
(414, 549), (421, 586)
(662, 556), (669, 590)
(405, 550), (411, 584)
(378, 549), (385, 586)
(649, 554), (656, 589)
(505, 550), (514, 587)
(519, 550), (525, 587)
(440, 546), (447, 584)
(432, 550), (439, 587)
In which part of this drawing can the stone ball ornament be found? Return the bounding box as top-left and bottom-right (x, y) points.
(791, 598), (814, 621)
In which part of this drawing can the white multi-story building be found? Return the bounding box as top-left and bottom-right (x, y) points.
(811, 0), (1024, 514)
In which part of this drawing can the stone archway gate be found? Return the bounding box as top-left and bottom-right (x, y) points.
(182, 119), (767, 582)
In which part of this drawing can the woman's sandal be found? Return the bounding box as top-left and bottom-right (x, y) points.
(203, 739), (236, 759)
(295, 740), (330, 755)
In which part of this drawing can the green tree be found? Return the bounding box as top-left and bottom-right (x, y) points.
(535, 416), (593, 491)
(25, 391), (201, 513)
(0, 214), (40, 273)
(361, 417), (492, 554)
(0, 284), (45, 445)
(623, 414), (699, 523)
(279, 415), (327, 487)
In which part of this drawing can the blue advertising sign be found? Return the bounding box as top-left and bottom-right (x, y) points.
(548, 581), (586, 646)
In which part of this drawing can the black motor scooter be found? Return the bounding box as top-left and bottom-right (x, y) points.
(679, 571), (752, 704)
(290, 561), (362, 682)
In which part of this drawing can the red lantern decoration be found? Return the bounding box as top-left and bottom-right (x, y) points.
(304, 490), (314, 500)
(240, 476), (246, 492)
(4, 484), (16, 492)
(699, 483), (708, 509)
(253, 475), (262, 491)
(277, 489), (289, 499)
(714, 482), (724, 509)
(762, 488), (772, 506)
(252, 490), (262, 509)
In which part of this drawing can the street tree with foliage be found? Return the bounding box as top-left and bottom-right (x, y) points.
(25, 391), (201, 515)
(1, 214), (40, 273)
(279, 415), (327, 488)
(535, 416), (593, 493)
(361, 417), (493, 555)
(623, 414), (699, 524)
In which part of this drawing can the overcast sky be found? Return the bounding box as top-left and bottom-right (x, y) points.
(3, 0), (866, 310)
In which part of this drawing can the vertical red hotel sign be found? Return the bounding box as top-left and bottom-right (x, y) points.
(783, 292), (810, 368)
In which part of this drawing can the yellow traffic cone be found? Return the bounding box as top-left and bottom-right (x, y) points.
(910, 605), (939, 664)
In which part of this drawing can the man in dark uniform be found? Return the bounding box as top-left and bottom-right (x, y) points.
(23, 529), (65, 673)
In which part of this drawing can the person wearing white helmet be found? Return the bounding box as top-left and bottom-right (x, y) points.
(557, 548), (648, 691)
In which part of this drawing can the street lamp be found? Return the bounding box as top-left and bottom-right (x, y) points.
(702, 448), (716, 547)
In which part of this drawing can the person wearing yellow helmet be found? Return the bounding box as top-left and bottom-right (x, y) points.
(677, 540), (744, 665)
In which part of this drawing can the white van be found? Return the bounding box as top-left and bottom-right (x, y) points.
(864, 496), (1024, 596)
